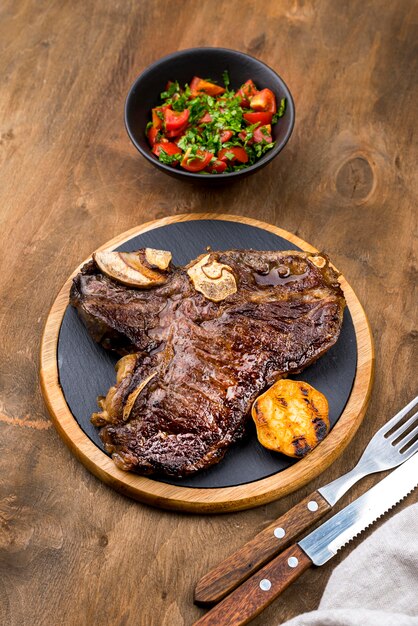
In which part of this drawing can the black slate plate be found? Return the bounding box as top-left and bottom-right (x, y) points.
(58, 220), (357, 489)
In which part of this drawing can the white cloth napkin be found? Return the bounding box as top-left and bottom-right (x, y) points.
(282, 502), (418, 626)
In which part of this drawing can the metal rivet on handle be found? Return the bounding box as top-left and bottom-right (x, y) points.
(259, 579), (272, 591)
(308, 500), (319, 512)
(274, 527), (286, 539)
(288, 557), (299, 568)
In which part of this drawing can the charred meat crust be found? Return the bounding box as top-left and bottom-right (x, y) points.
(69, 249), (346, 477)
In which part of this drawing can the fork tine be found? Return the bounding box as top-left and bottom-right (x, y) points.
(380, 395), (418, 436)
(387, 410), (418, 443)
(395, 422), (418, 450)
(401, 440), (418, 458)
(402, 441), (418, 457)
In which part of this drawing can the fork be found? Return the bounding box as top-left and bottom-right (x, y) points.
(194, 396), (418, 605)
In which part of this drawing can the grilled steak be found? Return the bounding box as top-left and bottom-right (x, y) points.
(70, 249), (346, 476)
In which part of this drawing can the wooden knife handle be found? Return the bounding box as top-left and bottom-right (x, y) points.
(193, 544), (312, 626)
(194, 490), (330, 605)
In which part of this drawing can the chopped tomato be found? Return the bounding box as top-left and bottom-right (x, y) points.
(243, 111), (273, 125)
(152, 141), (182, 157)
(181, 148), (213, 172)
(239, 125), (272, 145)
(147, 126), (159, 147)
(190, 76), (225, 96)
(235, 79), (258, 107)
(164, 108), (190, 132)
(205, 159), (227, 174)
(238, 129), (257, 143)
(152, 105), (169, 130)
(165, 126), (189, 138)
(220, 130), (234, 143)
(250, 88), (277, 113)
(218, 146), (248, 164)
(253, 124), (272, 143)
(199, 112), (213, 124)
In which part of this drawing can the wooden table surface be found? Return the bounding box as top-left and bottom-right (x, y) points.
(1, 1), (417, 625)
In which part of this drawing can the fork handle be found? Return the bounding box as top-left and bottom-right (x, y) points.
(193, 544), (312, 626)
(194, 490), (330, 605)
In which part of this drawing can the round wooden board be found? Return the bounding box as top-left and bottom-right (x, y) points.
(40, 214), (374, 513)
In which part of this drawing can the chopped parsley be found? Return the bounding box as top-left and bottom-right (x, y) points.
(158, 148), (181, 165)
(272, 98), (286, 123)
(222, 70), (230, 90)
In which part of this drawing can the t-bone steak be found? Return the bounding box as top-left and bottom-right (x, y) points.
(69, 249), (346, 476)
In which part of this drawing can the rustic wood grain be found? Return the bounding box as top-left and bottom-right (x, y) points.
(1, 0), (417, 625)
(40, 214), (373, 513)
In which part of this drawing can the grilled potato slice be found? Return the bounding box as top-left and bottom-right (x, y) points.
(252, 379), (329, 458)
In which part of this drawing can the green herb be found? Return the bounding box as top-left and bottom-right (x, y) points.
(252, 142), (275, 158)
(223, 150), (236, 161)
(187, 144), (200, 157)
(272, 98), (286, 123)
(222, 70), (230, 89)
(232, 163), (249, 171)
(160, 80), (180, 100)
(161, 82), (191, 111)
(278, 97), (286, 116)
(177, 135), (189, 151)
(187, 96), (207, 123)
(158, 149), (181, 165)
(170, 92), (189, 111)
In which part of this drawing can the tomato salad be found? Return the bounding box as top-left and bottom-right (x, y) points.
(145, 72), (286, 174)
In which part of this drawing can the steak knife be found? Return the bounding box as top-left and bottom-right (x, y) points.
(193, 450), (418, 626)
(195, 396), (418, 605)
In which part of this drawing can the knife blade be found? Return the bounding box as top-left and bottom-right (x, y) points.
(193, 451), (418, 626)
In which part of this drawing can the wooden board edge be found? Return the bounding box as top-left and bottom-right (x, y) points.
(39, 213), (374, 513)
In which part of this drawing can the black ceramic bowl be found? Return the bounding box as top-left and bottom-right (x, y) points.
(125, 47), (295, 182)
